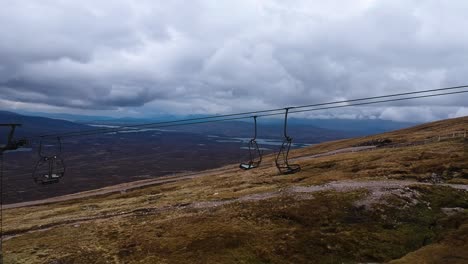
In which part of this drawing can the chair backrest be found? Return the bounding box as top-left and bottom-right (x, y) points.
(33, 154), (65, 184)
(275, 109), (301, 174)
(239, 117), (263, 170)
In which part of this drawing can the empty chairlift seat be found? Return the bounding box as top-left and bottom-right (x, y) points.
(32, 137), (66, 184)
(275, 108), (301, 174)
(275, 136), (301, 174)
(240, 116), (263, 170)
(240, 138), (262, 170)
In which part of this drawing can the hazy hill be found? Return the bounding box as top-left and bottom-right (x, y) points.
(0, 111), (91, 138)
(2, 116), (467, 263)
(89, 116), (417, 136)
(1, 111), (417, 145)
(14, 110), (418, 135)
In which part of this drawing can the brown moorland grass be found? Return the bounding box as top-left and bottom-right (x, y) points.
(2, 116), (467, 263)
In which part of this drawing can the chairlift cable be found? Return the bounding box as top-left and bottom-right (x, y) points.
(32, 85), (468, 139)
(19, 88), (468, 185)
(27, 89), (468, 140)
(27, 89), (468, 139)
(286, 90), (468, 116)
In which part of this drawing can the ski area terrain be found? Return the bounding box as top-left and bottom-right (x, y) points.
(2, 116), (468, 263)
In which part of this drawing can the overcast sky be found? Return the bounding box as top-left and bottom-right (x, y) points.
(0, 0), (467, 122)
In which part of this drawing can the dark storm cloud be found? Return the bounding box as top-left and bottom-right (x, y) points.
(0, 0), (467, 121)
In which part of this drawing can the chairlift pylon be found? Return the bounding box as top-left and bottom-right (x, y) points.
(32, 137), (65, 184)
(0, 124), (27, 153)
(239, 116), (263, 170)
(275, 108), (301, 174)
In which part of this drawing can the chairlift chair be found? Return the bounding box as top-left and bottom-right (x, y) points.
(240, 116), (263, 170)
(275, 108), (301, 174)
(32, 137), (65, 184)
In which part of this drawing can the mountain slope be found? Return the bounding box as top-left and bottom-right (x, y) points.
(2, 116), (467, 263)
(0, 111), (91, 138)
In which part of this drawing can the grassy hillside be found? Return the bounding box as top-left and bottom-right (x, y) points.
(2, 116), (467, 263)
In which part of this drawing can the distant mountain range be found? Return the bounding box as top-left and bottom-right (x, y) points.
(0, 111), (348, 143)
(1, 110), (418, 143)
(88, 117), (416, 135)
(0, 111), (91, 139)
(21, 110), (418, 133)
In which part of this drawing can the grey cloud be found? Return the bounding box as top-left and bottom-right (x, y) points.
(0, 0), (467, 121)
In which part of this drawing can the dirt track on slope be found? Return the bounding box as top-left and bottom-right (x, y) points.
(3, 179), (467, 241)
(3, 166), (240, 209)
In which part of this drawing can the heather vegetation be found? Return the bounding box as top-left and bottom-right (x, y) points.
(2, 116), (467, 263)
